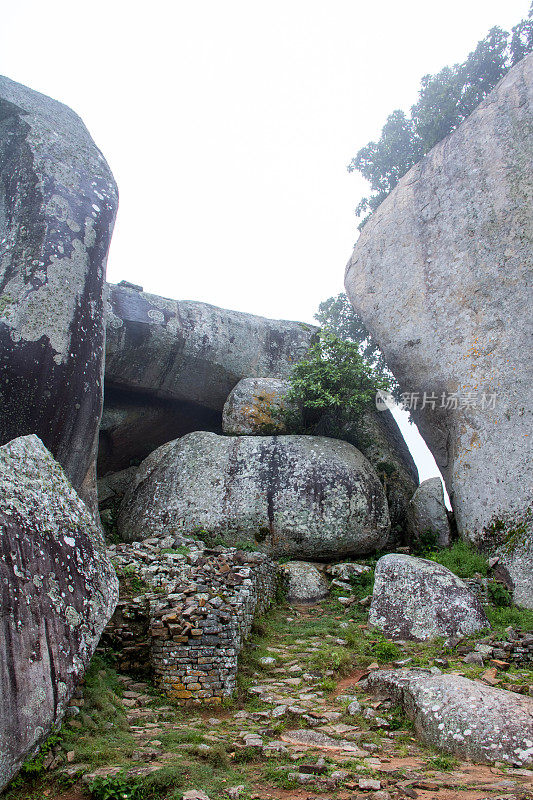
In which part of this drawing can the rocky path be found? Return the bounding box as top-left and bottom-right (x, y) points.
(47, 599), (533, 800)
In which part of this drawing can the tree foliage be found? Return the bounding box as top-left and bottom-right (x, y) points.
(349, 6), (533, 227)
(285, 330), (393, 429)
(315, 292), (398, 397)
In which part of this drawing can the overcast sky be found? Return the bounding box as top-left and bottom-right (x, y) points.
(1, 0), (529, 485)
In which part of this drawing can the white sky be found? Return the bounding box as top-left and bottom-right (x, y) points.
(1, 0), (529, 487)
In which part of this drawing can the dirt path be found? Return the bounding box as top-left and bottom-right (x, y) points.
(13, 598), (533, 800)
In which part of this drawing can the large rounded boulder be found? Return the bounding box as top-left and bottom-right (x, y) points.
(367, 669), (533, 767)
(0, 435), (118, 790)
(118, 433), (391, 559)
(282, 561), (329, 603)
(369, 554), (489, 641)
(408, 478), (451, 548)
(0, 76), (117, 513)
(345, 55), (533, 606)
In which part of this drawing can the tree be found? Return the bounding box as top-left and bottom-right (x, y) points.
(285, 330), (393, 432)
(350, 6), (533, 229)
(349, 110), (422, 220)
(510, 9), (533, 64)
(315, 292), (398, 398)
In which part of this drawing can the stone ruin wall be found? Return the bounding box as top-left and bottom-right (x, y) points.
(101, 539), (278, 704)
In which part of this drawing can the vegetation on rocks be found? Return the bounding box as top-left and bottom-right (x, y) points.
(315, 292), (392, 389)
(284, 329), (393, 432)
(350, 4), (533, 227)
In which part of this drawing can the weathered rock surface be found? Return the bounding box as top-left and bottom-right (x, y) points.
(345, 55), (533, 606)
(367, 669), (533, 766)
(100, 284), (316, 473)
(97, 387), (221, 475)
(0, 435), (118, 789)
(369, 554), (488, 641)
(105, 282), (316, 410)
(0, 76), (117, 511)
(222, 377), (300, 435)
(98, 465), (138, 509)
(408, 478), (451, 547)
(281, 729), (368, 755)
(223, 377), (418, 536)
(326, 562), (371, 581)
(118, 433), (391, 559)
(282, 561), (329, 603)
(341, 408), (418, 538)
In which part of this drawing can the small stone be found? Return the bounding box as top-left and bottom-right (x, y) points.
(474, 643), (494, 657)
(359, 778), (381, 790)
(182, 792), (211, 800)
(395, 783), (418, 799)
(331, 769), (349, 782)
(227, 786), (245, 799)
(481, 667), (501, 686)
(288, 772), (315, 784)
(347, 699), (361, 715)
(298, 762), (327, 775)
(463, 651), (484, 665)
(66, 751), (75, 763)
(331, 579), (352, 591)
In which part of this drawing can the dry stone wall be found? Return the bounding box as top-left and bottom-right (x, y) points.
(103, 538), (277, 704)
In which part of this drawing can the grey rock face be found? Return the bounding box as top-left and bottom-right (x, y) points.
(118, 432), (391, 559)
(369, 554), (488, 641)
(97, 387), (221, 475)
(367, 669), (533, 766)
(223, 379), (418, 537)
(0, 76), (117, 509)
(222, 378), (300, 435)
(97, 465), (138, 534)
(0, 435), (118, 790)
(326, 562), (371, 581)
(408, 478), (451, 547)
(282, 561), (329, 603)
(105, 282), (316, 411)
(341, 409), (418, 538)
(100, 284), (316, 473)
(345, 55), (533, 606)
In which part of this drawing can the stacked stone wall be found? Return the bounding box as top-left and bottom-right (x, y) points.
(103, 539), (277, 703)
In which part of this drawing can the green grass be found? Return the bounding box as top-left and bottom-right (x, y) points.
(426, 754), (459, 771)
(485, 604), (533, 631)
(423, 540), (488, 578)
(60, 657), (136, 767)
(343, 625), (402, 665)
(160, 546), (189, 556)
(159, 727), (206, 751)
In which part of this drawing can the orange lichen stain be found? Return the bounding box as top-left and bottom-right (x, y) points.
(242, 391), (284, 432)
